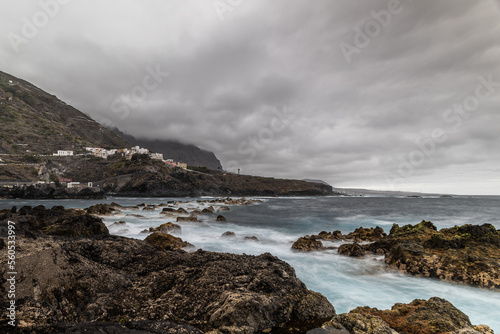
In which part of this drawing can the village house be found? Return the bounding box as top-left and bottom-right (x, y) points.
(53, 150), (74, 156)
(150, 152), (164, 160)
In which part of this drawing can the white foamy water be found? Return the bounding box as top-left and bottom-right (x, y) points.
(3, 196), (500, 331)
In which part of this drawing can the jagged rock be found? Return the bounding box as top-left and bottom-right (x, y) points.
(177, 216), (198, 222)
(366, 221), (500, 289)
(149, 222), (182, 234)
(145, 232), (193, 250)
(0, 206), (335, 333)
(292, 237), (323, 252)
(346, 226), (386, 242)
(216, 215), (227, 222)
(221, 231), (236, 238)
(142, 206), (156, 211)
(316, 230), (344, 241)
(202, 207), (215, 214)
(86, 203), (117, 215)
(110, 202), (123, 208)
(338, 243), (365, 257)
(175, 208), (188, 214)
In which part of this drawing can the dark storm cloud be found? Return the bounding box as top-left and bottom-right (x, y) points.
(1, 0), (499, 194)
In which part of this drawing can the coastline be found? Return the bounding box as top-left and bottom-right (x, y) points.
(0, 203), (496, 333)
(0, 198), (500, 332)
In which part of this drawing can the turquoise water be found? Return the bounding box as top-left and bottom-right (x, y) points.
(2, 195), (499, 331)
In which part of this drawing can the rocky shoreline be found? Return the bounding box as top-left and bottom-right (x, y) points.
(0, 205), (496, 333)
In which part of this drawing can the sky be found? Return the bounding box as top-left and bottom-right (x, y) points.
(1, 0), (500, 195)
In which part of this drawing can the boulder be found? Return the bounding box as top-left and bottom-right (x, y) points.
(202, 207), (215, 214)
(338, 243), (365, 257)
(86, 203), (116, 215)
(149, 222), (182, 234)
(216, 215), (227, 222)
(245, 236), (259, 241)
(175, 208), (188, 214)
(145, 232), (193, 250)
(292, 237), (323, 252)
(221, 231), (236, 238)
(218, 206), (230, 212)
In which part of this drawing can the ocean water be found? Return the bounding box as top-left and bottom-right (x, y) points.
(2, 195), (500, 331)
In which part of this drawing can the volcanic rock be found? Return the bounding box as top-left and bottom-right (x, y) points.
(292, 237), (323, 252)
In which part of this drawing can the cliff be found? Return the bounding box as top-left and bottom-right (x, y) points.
(0, 71), (129, 155)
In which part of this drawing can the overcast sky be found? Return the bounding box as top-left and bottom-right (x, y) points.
(1, 0), (500, 195)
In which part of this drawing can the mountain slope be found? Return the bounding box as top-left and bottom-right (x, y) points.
(0, 71), (129, 154)
(112, 128), (223, 170)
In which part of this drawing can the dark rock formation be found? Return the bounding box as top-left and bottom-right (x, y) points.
(216, 215), (227, 222)
(366, 221), (500, 289)
(292, 237), (323, 252)
(145, 232), (193, 250)
(338, 243), (365, 257)
(221, 231), (236, 238)
(86, 203), (117, 215)
(245, 236), (259, 241)
(0, 206), (334, 333)
(149, 222), (182, 234)
(345, 227), (386, 242)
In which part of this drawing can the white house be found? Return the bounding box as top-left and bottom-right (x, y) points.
(54, 150), (74, 156)
(150, 153), (164, 160)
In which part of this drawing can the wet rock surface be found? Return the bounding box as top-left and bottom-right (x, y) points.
(145, 232), (193, 250)
(0, 206), (335, 334)
(337, 243), (365, 257)
(293, 221), (500, 290)
(292, 237), (323, 252)
(366, 221), (500, 289)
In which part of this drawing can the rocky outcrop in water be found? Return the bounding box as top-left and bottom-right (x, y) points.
(366, 221), (500, 289)
(292, 237), (324, 252)
(291, 227), (386, 253)
(0, 206), (335, 333)
(322, 297), (493, 334)
(86, 203), (118, 215)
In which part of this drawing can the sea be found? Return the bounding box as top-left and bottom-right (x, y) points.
(2, 195), (500, 332)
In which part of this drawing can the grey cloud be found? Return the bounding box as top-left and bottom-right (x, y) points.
(1, 0), (499, 194)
